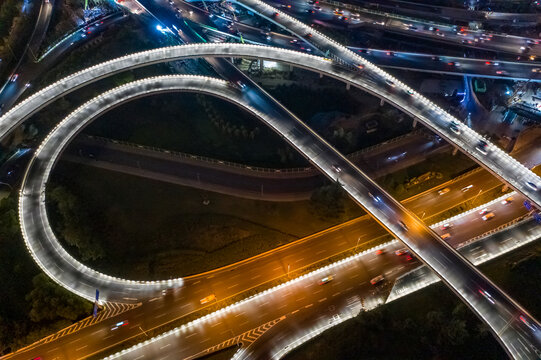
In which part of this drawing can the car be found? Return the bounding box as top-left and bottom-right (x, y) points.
(236, 80), (246, 89)
(501, 197), (513, 205)
(369, 192), (381, 203)
(406, 89), (414, 95)
(479, 289), (495, 304)
(461, 184), (473, 192)
(440, 223), (452, 230)
(200, 294), (216, 304)
(280, 3), (292, 8)
(440, 233), (451, 239)
(24, 82), (31, 88)
(495, 70), (507, 75)
(10, 73), (18, 82)
(314, 5), (321, 10)
(519, 315), (538, 332)
(395, 248), (408, 256)
(386, 51), (395, 56)
(162, 288), (174, 295)
(438, 187), (450, 195)
(374, 249), (384, 255)
(319, 276), (333, 285)
(431, 56), (440, 61)
(370, 275), (384, 285)
(449, 122), (461, 135)
(331, 164), (342, 173)
(111, 320), (129, 331)
(526, 181), (538, 191)
(385, 79), (395, 87)
(485, 61), (500, 66)
(475, 140), (489, 155)
(398, 221), (408, 231)
(479, 208), (490, 215)
(532, 68), (541, 73)
(482, 212), (495, 221)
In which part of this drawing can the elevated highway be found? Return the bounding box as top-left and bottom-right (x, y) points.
(19, 67), (541, 358)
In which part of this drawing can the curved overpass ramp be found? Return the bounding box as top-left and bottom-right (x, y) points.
(231, 0), (541, 210)
(1, 45), (540, 212)
(20, 64), (541, 358)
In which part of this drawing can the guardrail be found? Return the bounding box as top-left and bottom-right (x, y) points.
(82, 128), (430, 177)
(82, 135), (315, 175)
(457, 213), (532, 249)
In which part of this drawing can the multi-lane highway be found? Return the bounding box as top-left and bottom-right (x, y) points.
(0, 32), (540, 354)
(17, 57), (541, 359)
(9, 185), (540, 359)
(270, 0), (541, 57)
(2, 0), (541, 357)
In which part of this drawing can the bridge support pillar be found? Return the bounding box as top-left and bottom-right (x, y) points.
(380, 98), (384, 106)
(260, 59), (264, 70)
(319, 73), (323, 78)
(452, 147), (458, 156)
(346, 83), (350, 90)
(412, 118), (418, 128)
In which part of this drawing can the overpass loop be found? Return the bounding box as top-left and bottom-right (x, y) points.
(19, 62), (541, 360)
(0, 2), (539, 357)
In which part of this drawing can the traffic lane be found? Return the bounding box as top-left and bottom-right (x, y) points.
(332, 158), (540, 358)
(403, 169), (503, 218)
(349, 48), (541, 80)
(0, 13), (125, 115)
(63, 130), (448, 200)
(62, 144), (324, 195)
(433, 194), (529, 247)
(13, 195), (534, 360)
(91, 241), (418, 360)
(274, 0), (537, 56)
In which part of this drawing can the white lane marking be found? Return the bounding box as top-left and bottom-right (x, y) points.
(76, 345), (88, 351)
(160, 344), (171, 350)
(318, 298), (327, 302)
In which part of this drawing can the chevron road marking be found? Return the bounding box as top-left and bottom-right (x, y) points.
(186, 316), (285, 360)
(1, 302), (141, 359)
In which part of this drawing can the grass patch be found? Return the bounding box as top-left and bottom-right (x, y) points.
(83, 93), (309, 169)
(48, 162), (364, 279)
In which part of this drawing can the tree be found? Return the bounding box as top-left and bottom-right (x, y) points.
(25, 274), (92, 323)
(48, 186), (104, 261)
